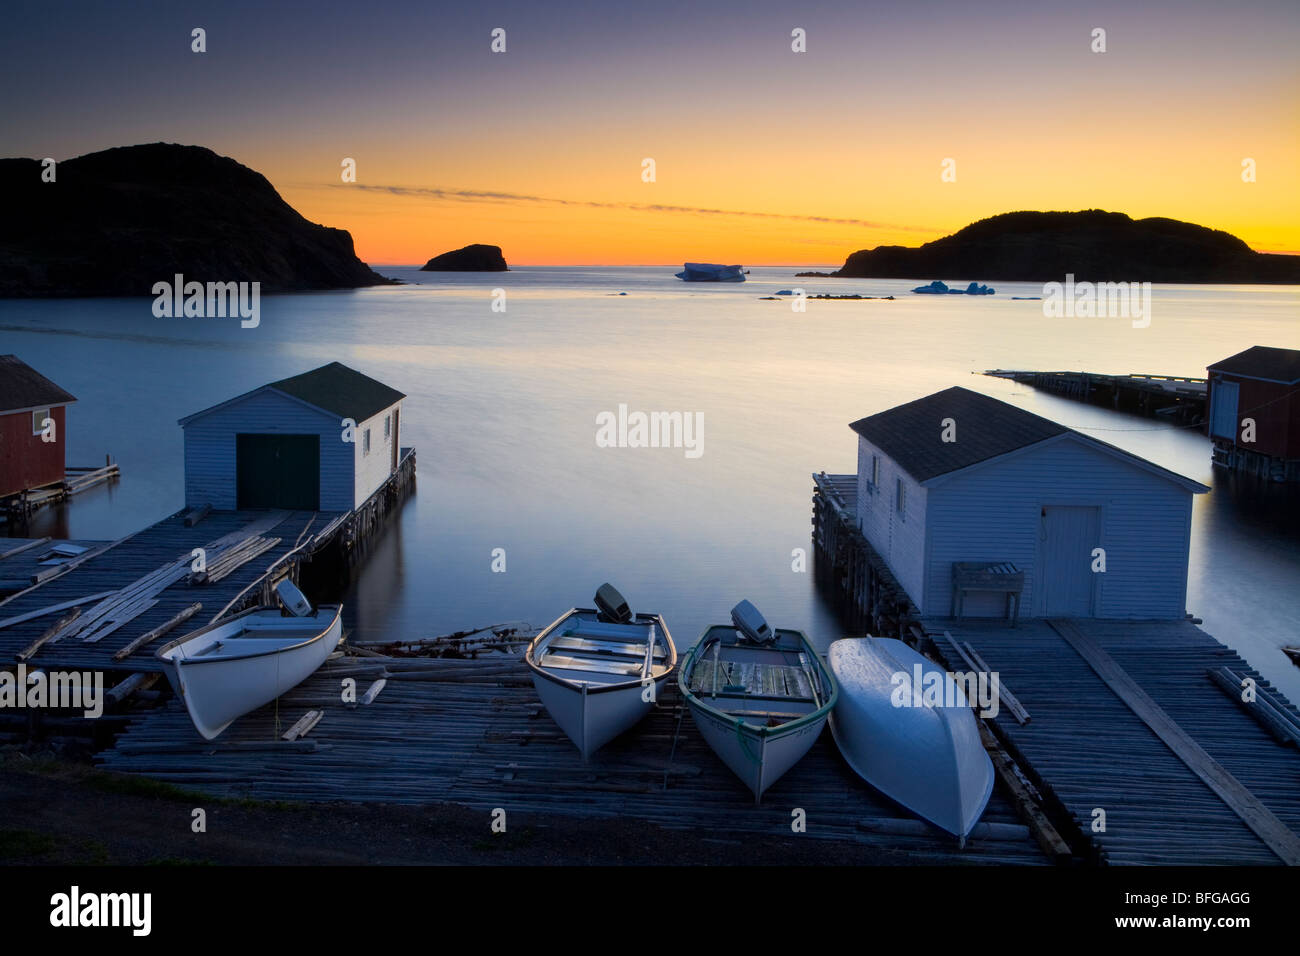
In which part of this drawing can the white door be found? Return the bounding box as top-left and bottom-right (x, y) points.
(1210, 380), (1239, 440)
(1039, 506), (1101, 617)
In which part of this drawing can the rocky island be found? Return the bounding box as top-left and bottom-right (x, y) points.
(419, 244), (508, 272)
(803, 210), (1300, 283)
(0, 143), (394, 297)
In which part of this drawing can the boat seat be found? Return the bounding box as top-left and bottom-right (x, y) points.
(541, 653), (643, 677)
(564, 621), (651, 640)
(549, 635), (663, 659)
(689, 660), (815, 701)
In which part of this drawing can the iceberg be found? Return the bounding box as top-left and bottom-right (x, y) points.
(676, 263), (747, 282)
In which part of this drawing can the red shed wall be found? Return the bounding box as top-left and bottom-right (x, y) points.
(1210, 375), (1296, 459)
(0, 406), (67, 498)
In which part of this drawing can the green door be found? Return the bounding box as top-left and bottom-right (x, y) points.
(236, 434), (320, 510)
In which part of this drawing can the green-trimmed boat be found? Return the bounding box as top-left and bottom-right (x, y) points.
(679, 601), (837, 803)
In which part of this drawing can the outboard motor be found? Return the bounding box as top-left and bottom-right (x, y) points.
(593, 583), (633, 624)
(731, 599), (775, 644)
(275, 577), (314, 617)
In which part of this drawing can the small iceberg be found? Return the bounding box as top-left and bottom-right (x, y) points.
(912, 280), (950, 294)
(911, 279), (995, 295)
(676, 263), (747, 282)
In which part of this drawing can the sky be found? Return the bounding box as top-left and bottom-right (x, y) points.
(2, 0), (1297, 264)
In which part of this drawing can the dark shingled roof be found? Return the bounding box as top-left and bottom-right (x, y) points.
(1207, 346), (1300, 385)
(269, 362), (405, 422)
(0, 354), (76, 412)
(850, 386), (1068, 482)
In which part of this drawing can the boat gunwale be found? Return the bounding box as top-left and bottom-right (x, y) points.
(678, 624), (839, 737)
(155, 604), (344, 666)
(525, 606), (677, 695)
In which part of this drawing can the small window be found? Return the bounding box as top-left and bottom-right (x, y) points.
(384, 415), (391, 439)
(32, 408), (50, 436)
(895, 478), (906, 517)
(363, 428), (372, 455)
(871, 455), (880, 491)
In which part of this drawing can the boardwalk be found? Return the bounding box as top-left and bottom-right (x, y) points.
(97, 655), (1051, 865)
(926, 617), (1300, 865)
(0, 510), (338, 674)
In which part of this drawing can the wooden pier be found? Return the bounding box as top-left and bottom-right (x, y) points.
(0, 448), (416, 676)
(813, 472), (1300, 865)
(95, 654), (1053, 865)
(812, 472), (917, 637)
(925, 618), (1300, 865)
(984, 369), (1207, 426)
(1, 461), (121, 525)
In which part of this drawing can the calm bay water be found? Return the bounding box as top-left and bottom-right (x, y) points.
(3, 267), (1298, 700)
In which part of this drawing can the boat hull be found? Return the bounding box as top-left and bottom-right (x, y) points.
(828, 637), (994, 839)
(525, 608), (676, 760)
(684, 694), (827, 801)
(679, 626), (836, 802)
(160, 607), (343, 740)
(531, 669), (673, 759)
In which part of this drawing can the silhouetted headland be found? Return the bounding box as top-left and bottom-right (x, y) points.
(796, 210), (1300, 283)
(0, 143), (394, 297)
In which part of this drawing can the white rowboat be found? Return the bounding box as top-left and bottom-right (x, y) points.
(679, 604), (837, 803)
(828, 637), (994, 842)
(157, 598), (343, 740)
(525, 586), (676, 760)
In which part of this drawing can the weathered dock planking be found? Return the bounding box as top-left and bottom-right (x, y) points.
(925, 618), (1300, 865)
(812, 472), (917, 636)
(1, 463), (122, 524)
(0, 538), (108, 594)
(0, 447), (416, 675)
(983, 369), (1206, 425)
(96, 654), (1052, 865)
(0, 510), (336, 674)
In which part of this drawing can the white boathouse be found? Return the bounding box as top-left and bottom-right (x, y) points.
(850, 386), (1208, 620)
(179, 362), (405, 512)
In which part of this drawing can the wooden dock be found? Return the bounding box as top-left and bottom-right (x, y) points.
(1, 462), (121, 525)
(925, 618), (1300, 865)
(95, 654), (1053, 865)
(0, 509), (337, 674)
(984, 369), (1207, 425)
(812, 472), (917, 637)
(813, 472), (1300, 865)
(0, 447), (417, 675)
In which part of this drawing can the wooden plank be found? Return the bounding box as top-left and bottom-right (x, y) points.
(182, 503), (212, 527)
(114, 603), (203, 661)
(1049, 618), (1300, 866)
(361, 678), (387, 705)
(105, 673), (159, 706)
(17, 609), (82, 661)
(976, 720), (1071, 861)
(0, 538), (52, 561)
(282, 710), (324, 741)
(0, 590), (119, 630)
(962, 641), (1031, 724)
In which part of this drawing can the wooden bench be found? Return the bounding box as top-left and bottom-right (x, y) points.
(951, 562), (1024, 626)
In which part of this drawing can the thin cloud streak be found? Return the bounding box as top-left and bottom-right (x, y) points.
(304, 182), (934, 232)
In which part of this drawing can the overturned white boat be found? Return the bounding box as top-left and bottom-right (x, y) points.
(525, 584), (676, 760)
(828, 637), (994, 842)
(679, 601), (837, 803)
(675, 262), (746, 282)
(156, 579), (343, 740)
